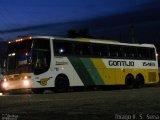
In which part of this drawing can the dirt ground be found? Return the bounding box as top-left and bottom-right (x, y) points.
(0, 86), (160, 120)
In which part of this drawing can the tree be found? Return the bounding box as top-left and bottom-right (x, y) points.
(67, 28), (91, 38)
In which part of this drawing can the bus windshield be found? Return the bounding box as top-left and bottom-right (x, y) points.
(6, 38), (51, 75)
(6, 39), (33, 74)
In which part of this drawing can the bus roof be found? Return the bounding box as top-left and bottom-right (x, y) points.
(8, 36), (156, 48)
(51, 36), (155, 48)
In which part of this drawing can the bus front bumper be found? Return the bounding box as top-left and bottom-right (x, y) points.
(2, 79), (32, 91)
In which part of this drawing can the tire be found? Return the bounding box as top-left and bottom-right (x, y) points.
(32, 88), (44, 94)
(125, 75), (134, 89)
(134, 75), (144, 88)
(55, 76), (69, 93)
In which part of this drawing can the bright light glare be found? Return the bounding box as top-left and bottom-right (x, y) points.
(24, 76), (28, 79)
(59, 49), (64, 53)
(23, 80), (30, 86)
(4, 78), (7, 82)
(12, 53), (16, 56)
(0, 93), (3, 96)
(3, 82), (8, 88)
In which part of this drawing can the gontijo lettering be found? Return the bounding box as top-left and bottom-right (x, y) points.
(109, 60), (134, 66)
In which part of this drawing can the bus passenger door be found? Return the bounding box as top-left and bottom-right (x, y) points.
(32, 50), (52, 88)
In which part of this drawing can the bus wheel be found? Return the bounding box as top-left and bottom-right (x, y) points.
(32, 88), (44, 94)
(134, 75), (144, 88)
(55, 75), (69, 93)
(125, 75), (134, 89)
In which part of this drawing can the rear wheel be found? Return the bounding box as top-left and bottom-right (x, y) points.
(125, 75), (134, 89)
(55, 76), (69, 93)
(134, 75), (144, 88)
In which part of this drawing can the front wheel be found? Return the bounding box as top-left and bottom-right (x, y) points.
(55, 76), (69, 93)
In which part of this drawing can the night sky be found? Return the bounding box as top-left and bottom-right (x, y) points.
(0, 0), (160, 45)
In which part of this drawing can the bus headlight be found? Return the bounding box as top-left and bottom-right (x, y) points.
(23, 80), (30, 87)
(2, 82), (8, 89)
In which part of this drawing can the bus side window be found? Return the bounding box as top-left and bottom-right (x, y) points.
(142, 48), (149, 59)
(137, 47), (149, 59)
(117, 46), (123, 57)
(123, 46), (136, 58)
(149, 48), (156, 60)
(137, 47), (142, 58)
(53, 40), (73, 56)
(108, 45), (115, 57)
(109, 45), (122, 58)
(73, 42), (91, 56)
(92, 44), (108, 57)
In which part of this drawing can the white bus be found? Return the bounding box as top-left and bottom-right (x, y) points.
(2, 36), (159, 93)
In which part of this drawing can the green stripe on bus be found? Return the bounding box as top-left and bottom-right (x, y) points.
(68, 57), (95, 86)
(80, 58), (105, 85)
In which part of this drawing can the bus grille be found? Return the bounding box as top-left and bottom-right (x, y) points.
(148, 72), (156, 82)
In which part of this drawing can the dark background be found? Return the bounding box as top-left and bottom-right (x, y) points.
(0, 0), (160, 66)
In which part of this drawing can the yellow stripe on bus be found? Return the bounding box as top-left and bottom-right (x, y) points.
(78, 38), (119, 43)
(91, 58), (108, 84)
(91, 58), (128, 85)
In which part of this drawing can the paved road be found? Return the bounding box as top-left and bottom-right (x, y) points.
(0, 87), (160, 120)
